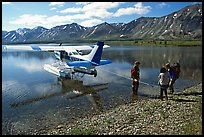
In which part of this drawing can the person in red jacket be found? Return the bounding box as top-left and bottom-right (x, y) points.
(131, 61), (140, 95)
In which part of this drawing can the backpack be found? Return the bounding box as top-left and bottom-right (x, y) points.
(131, 67), (139, 78)
(131, 68), (135, 78)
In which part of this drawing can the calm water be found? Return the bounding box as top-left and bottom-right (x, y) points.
(2, 44), (202, 134)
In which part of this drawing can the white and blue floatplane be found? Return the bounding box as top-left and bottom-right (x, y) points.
(4, 41), (112, 78)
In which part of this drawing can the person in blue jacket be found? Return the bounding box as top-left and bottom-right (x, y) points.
(165, 62), (180, 94)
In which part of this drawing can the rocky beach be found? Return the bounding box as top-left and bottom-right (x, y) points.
(35, 83), (202, 135)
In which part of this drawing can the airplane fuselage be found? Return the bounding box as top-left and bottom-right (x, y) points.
(53, 50), (97, 77)
(54, 50), (84, 62)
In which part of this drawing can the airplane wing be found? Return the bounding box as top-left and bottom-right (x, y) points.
(70, 44), (110, 51)
(4, 44), (110, 52)
(4, 45), (66, 51)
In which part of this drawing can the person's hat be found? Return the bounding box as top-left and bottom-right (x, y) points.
(135, 61), (140, 65)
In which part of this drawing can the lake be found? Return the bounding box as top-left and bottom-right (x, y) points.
(2, 44), (202, 134)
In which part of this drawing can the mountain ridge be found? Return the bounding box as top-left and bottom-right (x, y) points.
(2, 4), (202, 44)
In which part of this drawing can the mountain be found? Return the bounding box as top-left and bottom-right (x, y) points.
(2, 27), (48, 43)
(35, 23), (87, 41)
(2, 4), (202, 44)
(81, 22), (122, 39)
(124, 4), (202, 40)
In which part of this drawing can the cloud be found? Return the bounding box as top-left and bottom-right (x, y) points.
(50, 7), (57, 11)
(158, 2), (167, 8)
(75, 2), (91, 5)
(82, 2), (123, 11)
(59, 7), (83, 14)
(80, 18), (103, 27)
(49, 2), (64, 7)
(8, 2), (151, 29)
(9, 14), (69, 29)
(9, 14), (48, 26)
(46, 15), (71, 24)
(84, 9), (113, 18)
(57, 2), (124, 23)
(114, 2), (151, 17)
(59, 2), (123, 14)
(2, 2), (12, 5)
(8, 14), (90, 29)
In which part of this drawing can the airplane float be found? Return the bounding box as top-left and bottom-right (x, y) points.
(4, 41), (112, 78)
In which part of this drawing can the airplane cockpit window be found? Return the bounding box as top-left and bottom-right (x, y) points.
(69, 51), (79, 56)
(72, 52), (79, 55)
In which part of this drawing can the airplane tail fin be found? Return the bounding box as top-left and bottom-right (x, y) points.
(85, 41), (104, 65)
(67, 41), (112, 67)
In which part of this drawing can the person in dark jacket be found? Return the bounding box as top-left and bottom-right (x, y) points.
(165, 62), (180, 94)
(131, 61), (140, 95)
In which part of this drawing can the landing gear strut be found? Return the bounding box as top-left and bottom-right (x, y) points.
(93, 69), (97, 77)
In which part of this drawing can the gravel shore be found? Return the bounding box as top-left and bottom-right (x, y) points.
(36, 83), (202, 135)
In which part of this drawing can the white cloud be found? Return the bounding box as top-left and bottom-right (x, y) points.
(134, 2), (151, 14)
(82, 2), (123, 11)
(49, 2), (64, 7)
(46, 15), (71, 24)
(9, 14), (48, 25)
(2, 2), (12, 5)
(9, 14), (65, 29)
(75, 2), (91, 5)
(114, 2), (151, 17)
(59, 2), (123, 14)
(58, 2), (123, 19)
(80, 18), (103, 27)
(50, 7), (57, 11)
(158, 2), (167, 8)
(70, 14), (90, 20)
(59, 7), (83, 14)
(8, 2), (152, 29)
(84, 9), (113, 18)
(114, 7), (136, 17)
(8, 14), (89, 29)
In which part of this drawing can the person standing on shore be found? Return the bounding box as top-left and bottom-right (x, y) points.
(131, 61), (140, 95)
(172, 62), (181, 81)
(158, 67), (170, 100)
(165, 62), (180, 94)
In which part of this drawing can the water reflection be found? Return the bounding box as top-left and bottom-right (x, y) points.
(2, 50), (52, 60)
(2, 44), (202, 134)
(104, 46), (202, 81)
(3, 45), (202, 81)
(60, 77), (107, 112)
(10, 77), (108, 112)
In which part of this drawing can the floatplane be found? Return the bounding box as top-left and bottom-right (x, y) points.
(4, 41), (112, 78)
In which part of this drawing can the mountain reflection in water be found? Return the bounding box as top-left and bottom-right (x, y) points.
(2, 44), (202, 135)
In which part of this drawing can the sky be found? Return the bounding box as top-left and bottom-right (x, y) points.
(2, 2), (202, 31)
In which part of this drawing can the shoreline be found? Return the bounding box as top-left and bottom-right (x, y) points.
(3, 40), (202, 47)
(36, 82), (202, 135)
